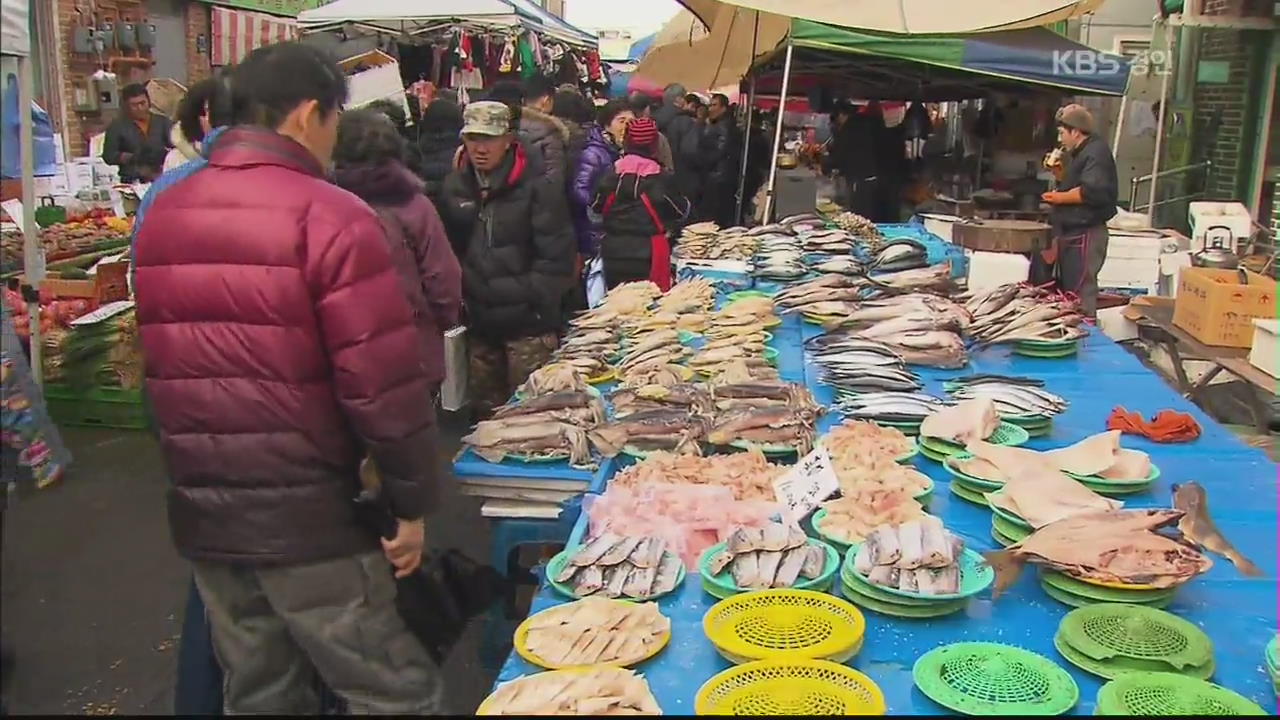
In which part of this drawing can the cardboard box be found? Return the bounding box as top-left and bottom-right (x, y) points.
(1173, 268), (1279, 348)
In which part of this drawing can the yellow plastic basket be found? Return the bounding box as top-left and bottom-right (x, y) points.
(695, 658), (887, 715)
(703, 589), (866, 665)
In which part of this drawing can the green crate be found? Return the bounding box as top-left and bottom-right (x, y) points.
(43, 384), (148, 430)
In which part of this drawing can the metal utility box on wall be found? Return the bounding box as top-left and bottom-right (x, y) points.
(115, 21), (138, 50)
(97, 22), (117, 50)
(137, 22), (157, 49)
(72, 26), (97, 53)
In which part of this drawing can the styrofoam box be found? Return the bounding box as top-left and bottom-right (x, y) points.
(1097, 306), (1139, 342)
(965, 249), (1029, 290)
(1099, 257), (1159, 286)
(1249, 319), (1279, 379)
(1188, 201), (1253, 251)
(918, 213), (959, 243)
(1100, 284), (1157, 296)
(1106, 233), (1165, 260)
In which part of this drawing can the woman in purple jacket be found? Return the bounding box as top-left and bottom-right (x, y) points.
(569, 99), (634, 256)
(333, 109), (462, 397)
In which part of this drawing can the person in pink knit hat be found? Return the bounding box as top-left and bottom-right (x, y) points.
(591, 117), (691, 290)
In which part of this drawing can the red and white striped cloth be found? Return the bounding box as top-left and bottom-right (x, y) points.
(210, 6), (299, 67)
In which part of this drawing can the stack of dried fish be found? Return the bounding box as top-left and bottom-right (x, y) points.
(705, 521), (828, 589)
(964, 283), (1088, 344)
(850, 516), (964, 595)
(690, 299), (778, 379)
(617, 363), (690, 390)
(589, 407), (708, 457)
(516, 362), (590, 397)
(968, 439), (1123, 528)
(947, 375), (1067, 419)
(807, 254), (864, 276)
(778, 213), (828, 234)
(920, 398), (1001, 445)
(866, 262), (955, 294)
(479, 666), (661, 715)
(801, 228), (857, 255)
(754, 234), (807, 281)
(706, 381), (822, 454)
(522, 598), (670, 667)
(674, 223), (758, 261)
(556, 533), (684, 600)
(774, 274), (866, 315)
(654, 277), (716, 315)
(462, 390), (606, 467)
(552, 329), (618, 379)
(615, 328), (689, 384)
(985, 509), (1214, 597)
(832, 391), (951, 425)
(612, 380), (707, 418)
(823, 294), (970, 335)
(961, 432), (1151, 489)
(870, 239), (929, 273)
(830, 211), (881, 240)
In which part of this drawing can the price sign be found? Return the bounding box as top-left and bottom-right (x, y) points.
(773, 445), (839, 522)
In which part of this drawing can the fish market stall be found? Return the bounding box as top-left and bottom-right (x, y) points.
(473, 222), (1276, 715)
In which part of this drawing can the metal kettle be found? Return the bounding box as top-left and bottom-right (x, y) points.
(1191, 225), (1240, 269)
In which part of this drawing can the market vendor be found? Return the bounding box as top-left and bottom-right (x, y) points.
(1038, 104), (1118, 317)
(102, 83), (173, 183)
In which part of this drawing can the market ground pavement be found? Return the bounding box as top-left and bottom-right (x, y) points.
(0, 417), (501, 715)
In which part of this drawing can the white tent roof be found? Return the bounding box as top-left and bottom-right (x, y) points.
(678, 0), (1107, 35)
(1, 0), (30, 57)
(298, 0), (595, 47)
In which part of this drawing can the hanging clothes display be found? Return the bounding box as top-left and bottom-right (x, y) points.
(517, 33), (538, 79)
(584, 50), (603, 82)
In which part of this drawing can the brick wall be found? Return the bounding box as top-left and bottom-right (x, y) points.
(185, 1), (212, 84)
(1192, 27), (1252, 199)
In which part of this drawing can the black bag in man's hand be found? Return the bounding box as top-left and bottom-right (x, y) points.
(395, 549), (511, 665)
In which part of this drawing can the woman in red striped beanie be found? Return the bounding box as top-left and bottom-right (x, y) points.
(591, 117), (691, 290)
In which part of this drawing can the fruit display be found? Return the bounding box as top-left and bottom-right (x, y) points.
(3, 287), (93, 341)
(1, 210), (132, 275)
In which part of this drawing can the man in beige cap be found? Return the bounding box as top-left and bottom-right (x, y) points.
(437, 101), (574, 418)
(1037, 103), (1118, 317)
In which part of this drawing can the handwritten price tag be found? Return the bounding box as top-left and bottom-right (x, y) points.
(773, 445), (839, 522)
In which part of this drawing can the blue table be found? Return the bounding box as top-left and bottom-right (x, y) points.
(494, 304), (1279, 713)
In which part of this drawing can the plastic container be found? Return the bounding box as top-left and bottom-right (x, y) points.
(43, 384), (147, 430)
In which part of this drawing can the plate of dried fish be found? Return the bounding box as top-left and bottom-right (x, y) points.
(514, 598), (671, 669)
(548, 534), (687, 602)
(700, 522), (837, 596)
(476, 666), (662, 715)
(843, 518), (992, 601)
(586, 367), (618, 384)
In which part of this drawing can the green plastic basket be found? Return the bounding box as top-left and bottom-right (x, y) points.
(949, 481), (991, 507)
(840, 569), (950, 608)
(1040, 580), (1173, 611)
(1053, 632), (1214, 681)
(700, 539), (839, 597)
(1067, 464), (1162, 487)
(1004, 413), (1054, 429)
(1059, 604), (1212, 670)
(43, 384), (149, 430)
(898, 444), (921, 463)
(1267, 635), (1279, 674)
(920, 422), (1031, 458)
(841, 544), (994, 601)
(992, 514), (1032, 543)
(545, 546), (686, 601)
(727, 438), (799, 456)
(943, 453), (1006, 491)
(1040, 571), (1176, 604)
(919, 442), (953, 463)
(985, 495), (1035, 531)
(1015, 338), (1081, 350)
(764, 346), (780, 367)
(727, 289), (776, 302)
(1078, 480), (1155, 497)
(1095, 672), (1266, 716)
(1013, 342), (1079, 359)
(991, 526), (1017, 548)
(840, 580), (969, 618)
(1023, 422), (1055, 438)
(913, 642), (1080, 716)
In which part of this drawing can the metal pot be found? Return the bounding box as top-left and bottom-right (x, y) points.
(1191, 225), (1240, 269)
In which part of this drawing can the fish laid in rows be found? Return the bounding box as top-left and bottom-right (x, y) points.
(463, 420), (594, 466)
(523, 597), (670, 668)
(920, 398), (1000, 444)
(868, 262), (954, 293)
(871, 239), (929, 273)
(950, 380), (1068, 418)
(713, 381), (821, 413)
(478, 666), (661, 716)
(878, 330), (970, 369)
(708, 520), (826, 589)
(655, 277), (716, 314)
(853, 516), (963, 595)
(588, 408), (707, 458)
(985, 509), (1213, 596)
(612, 382), (711, 417)
(809, 256), (864, 275)
(516, 362), (590, 398)
(558, 535), (681, 600)
(1172, 481), (1261, 576)
(833, 391), (951, 423)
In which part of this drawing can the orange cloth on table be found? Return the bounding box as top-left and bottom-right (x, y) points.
(1107, 406), (1202, 443)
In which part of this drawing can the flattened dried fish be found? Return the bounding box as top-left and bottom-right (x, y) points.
(773, 546), (808, 588)
(652, 552), (684, 595)
(573, 565), (604, 596)
(731, 551), (761, 588)
(707, 549), (736, 576)
(598, 536), (643, 566)
(756, 551), (783, 588)
(572, 533), (622, 566)
(799, 545), (826, 579)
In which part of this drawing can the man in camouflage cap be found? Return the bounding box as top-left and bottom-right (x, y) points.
(1036, 103), (1118, 317)
(438, 100), (574, 418)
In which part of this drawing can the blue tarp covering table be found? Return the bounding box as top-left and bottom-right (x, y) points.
(491, 285), (1277, 714)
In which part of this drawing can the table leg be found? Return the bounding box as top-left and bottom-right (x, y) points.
(1185, 364), (1226, 400)
(1162, 341), (1193, 394)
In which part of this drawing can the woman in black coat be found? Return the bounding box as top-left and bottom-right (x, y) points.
(416, 99), (464, 205)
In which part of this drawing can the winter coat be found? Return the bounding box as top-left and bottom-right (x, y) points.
(667, 112), (701, 200)
(569, 125), (620, 254)
(592, 154), (690, 287)
(418, 127), (462, 205)
(333, 161), (462, 387)
(102, 111), (173, 183)
(438, 143), (575, 342)
(695, 116), (741, 225)
(133, 127), (439, 566)
(518, 106), (570, 185)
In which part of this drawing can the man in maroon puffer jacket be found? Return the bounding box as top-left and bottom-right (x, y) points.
(133, 43), (442, 713)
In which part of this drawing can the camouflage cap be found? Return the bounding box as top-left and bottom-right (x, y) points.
(1055, 103), (1094, 134)
(461, 101), (512, 137)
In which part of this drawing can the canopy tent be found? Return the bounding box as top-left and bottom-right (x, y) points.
(297, 0), (597, 48)
(752, 21), (1131, 100)
(676, 0), (1107, 35)
(0, 0), (41, 378)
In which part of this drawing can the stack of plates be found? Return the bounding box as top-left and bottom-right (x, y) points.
(695, 658), (887, 715)
(1095, 672), (1266, 715)
(986, 498), (1035, 547)
(1053, 604), (1214, 680)
(1065, 465), (1161, 497)
(1038, 570), (1175, 609)
(702, 589), (866, 665)
(1012, 338), (1079, 358)
(917, 422), (1030, 463)
(942, 452), (1003, 510)
(699, 540), (839, 600)
(838, 545), (994, 618)
(913, 642), (1079, 715)
(1004, 412), (1054, 438)
(1267, 635), (1279, 697)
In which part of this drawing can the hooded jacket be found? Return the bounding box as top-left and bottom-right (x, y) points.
(518, 106), (570, 185)
(438, 143), (575, 342)
(133, 127), (439, 566)
(592, 154), (690, 286)
(333, 161), (462, 387)
(417, 126), (462, 205)
(569, 124), (620, 254)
